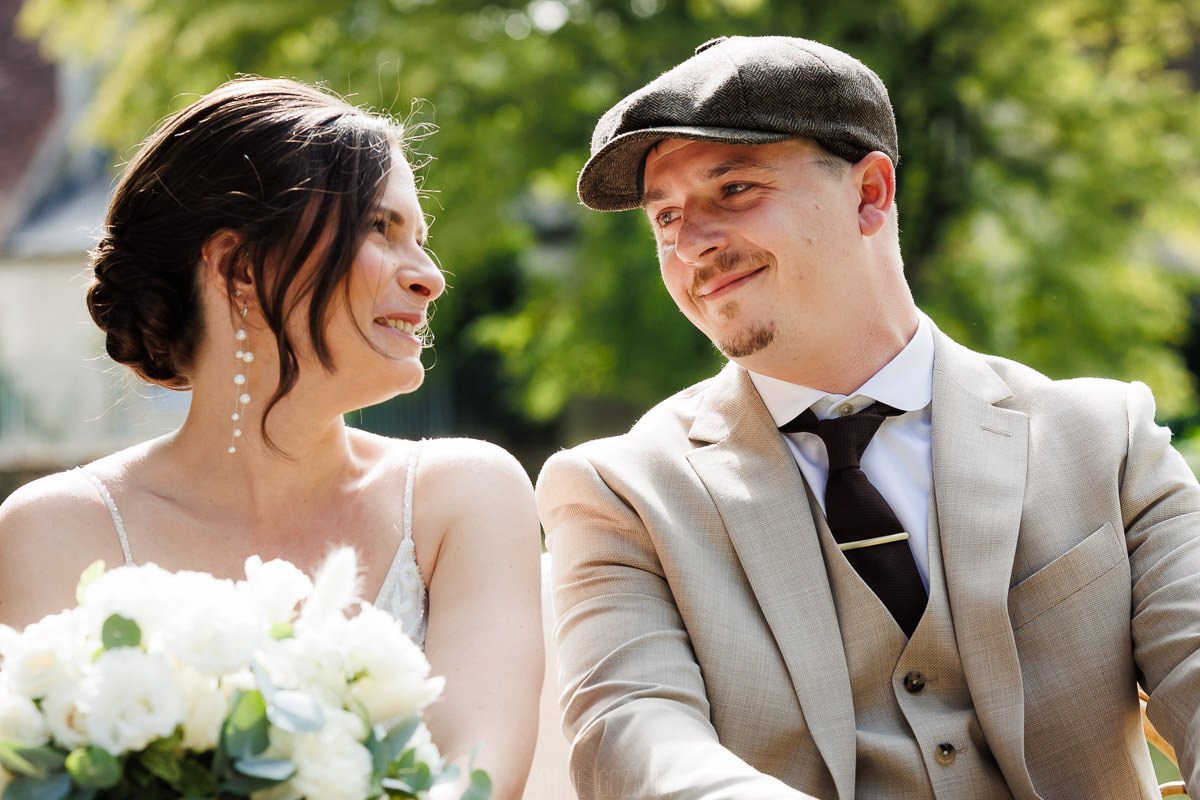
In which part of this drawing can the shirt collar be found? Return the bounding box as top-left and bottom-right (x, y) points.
(749, 312), (935, 426)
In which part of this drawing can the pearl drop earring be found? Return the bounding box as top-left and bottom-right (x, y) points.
(228, 295), (254, 455)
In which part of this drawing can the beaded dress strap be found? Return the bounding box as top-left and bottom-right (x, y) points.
(76, 467), (134, 566)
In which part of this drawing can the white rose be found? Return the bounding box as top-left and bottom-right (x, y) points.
(79, 648), (186, 754)
(241, 557), (312, 625)
(0, 685), (48, 746)
(165, 572), (269, 677)
(342, 605), (444, 725)
(175, 665), (226, 752)
(41, 683), (89, 749)
(289, 708), (371, 800)
(2, 610), (88, 700)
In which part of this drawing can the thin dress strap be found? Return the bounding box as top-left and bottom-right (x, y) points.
(373, 440), (428, 646)
(76, 467), (134, 566)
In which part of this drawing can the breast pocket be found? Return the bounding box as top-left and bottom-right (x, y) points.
(1008, 522), (1128, 631)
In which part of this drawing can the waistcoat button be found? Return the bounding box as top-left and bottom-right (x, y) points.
(903, 671), (926, 693)
(935, 743), (957, 765)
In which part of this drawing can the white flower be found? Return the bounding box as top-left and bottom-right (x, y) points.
(41, 683), (89, 749)
(2, 611), (88, 701)
(241, 557), (312, 625)
(78, 648), (186, 754)
(289, 708), (371, 800)
(0, 684), (48, 746)
(342, 604), (444, 726)
(164, 572), (269, 677)
(176, 665), (226, 752)
(79, 563), (176, 637)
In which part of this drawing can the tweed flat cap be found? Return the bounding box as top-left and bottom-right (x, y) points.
(577, 35), (898, 211)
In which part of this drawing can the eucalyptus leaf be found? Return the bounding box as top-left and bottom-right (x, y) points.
(265, 690), (323, 734)
(136, 744), (182, 784)
(0, 744), (67, 778)
(459, 768), (492, 800)
(220, 690), (270, 761)
(381, 717), (420, 763)
(64, 747), (121, 790)
(2, 771), (72, 800)
(99, 615), (140, 651)
(233, 757), (295, 781)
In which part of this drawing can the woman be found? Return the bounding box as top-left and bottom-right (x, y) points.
(0, 78), (543, 798)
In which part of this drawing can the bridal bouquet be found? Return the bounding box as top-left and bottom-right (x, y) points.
(0, 549), (489, 800)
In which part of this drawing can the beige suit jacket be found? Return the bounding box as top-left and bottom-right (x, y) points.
(537, 328), (1200, 799)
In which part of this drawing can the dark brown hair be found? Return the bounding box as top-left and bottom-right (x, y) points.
(87, 77), (405, 434)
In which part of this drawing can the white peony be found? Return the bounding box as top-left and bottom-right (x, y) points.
(164, 572), (268, 677)
(78, 648), (187, 754)
(288, 708), (371, 800)
(342, 604), (444, 726)
(175, 665), (226, 752)
(257, 618), (352, 710)
(0, 684), (48, 746)
(241, 556), (312, 625)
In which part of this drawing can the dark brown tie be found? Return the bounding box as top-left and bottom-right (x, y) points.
(781, 402), (927, 636)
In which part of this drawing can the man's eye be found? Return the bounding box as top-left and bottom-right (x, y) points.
(655, 210), (679, 227)
(724, 182), (753, 196)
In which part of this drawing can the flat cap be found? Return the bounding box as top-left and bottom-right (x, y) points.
(578, 35), (898, 211)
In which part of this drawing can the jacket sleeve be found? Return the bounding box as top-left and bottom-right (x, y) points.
(537, 447), (819, 800)
(1123, 381), (1200, 792)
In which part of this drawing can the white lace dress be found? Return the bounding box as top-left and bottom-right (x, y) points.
(77, 441), (428, 647)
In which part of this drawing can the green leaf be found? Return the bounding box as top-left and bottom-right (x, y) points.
(63, 747), (121, 790)
(220, 690), (270, 761)
(0, 743), (67, 778)
(233, 757), (294, 781)
(174, 757), (220, 797)
(136, 745), (181, 785)
(2, 771), (72, 800)
(459, 768), (493, 800)
(73, 561), (105, 605)
(99, 615), (140, 651)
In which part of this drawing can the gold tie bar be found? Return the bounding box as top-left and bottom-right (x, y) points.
(838, 532), (910, 552)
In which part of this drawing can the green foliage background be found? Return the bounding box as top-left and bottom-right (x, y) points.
(20, 0), (1200, 454)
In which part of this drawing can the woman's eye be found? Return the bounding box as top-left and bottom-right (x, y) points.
(370, 216), (390, 235)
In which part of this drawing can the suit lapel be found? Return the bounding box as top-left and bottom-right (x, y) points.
(686, 364), (857, 799)
(931, 332), (1042, 799)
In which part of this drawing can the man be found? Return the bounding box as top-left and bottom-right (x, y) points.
(537, 34), (1200, 799)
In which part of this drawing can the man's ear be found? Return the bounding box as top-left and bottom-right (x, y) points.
(853, 152), (896, 236)
(200, 229), (253, 295)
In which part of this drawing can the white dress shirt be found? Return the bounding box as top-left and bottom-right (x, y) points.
(749, 314), (935, 588)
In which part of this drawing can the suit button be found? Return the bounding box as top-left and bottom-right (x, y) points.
(903, 671), (926, 693)
(935, 743), (957, 765)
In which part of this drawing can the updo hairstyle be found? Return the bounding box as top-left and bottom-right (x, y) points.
(87, 77), (405, 413)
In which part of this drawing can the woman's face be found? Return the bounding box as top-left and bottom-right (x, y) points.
(315, 152), (446, 404)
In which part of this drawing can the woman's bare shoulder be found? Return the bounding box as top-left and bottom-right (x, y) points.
(0, 469), (130, 628)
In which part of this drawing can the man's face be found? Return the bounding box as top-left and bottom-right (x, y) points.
(642, 138), (872, 378)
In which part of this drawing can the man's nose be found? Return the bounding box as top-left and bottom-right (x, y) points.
(673, 207), (728, 266)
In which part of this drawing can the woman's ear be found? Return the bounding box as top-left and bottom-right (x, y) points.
(201, 229), (253, 295)
(852, 152), (896, 236)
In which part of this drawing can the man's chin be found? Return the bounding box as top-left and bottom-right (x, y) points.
(717, 323), (776, 359)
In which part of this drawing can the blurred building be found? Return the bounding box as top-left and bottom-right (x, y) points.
(0, 0), (188, 500)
